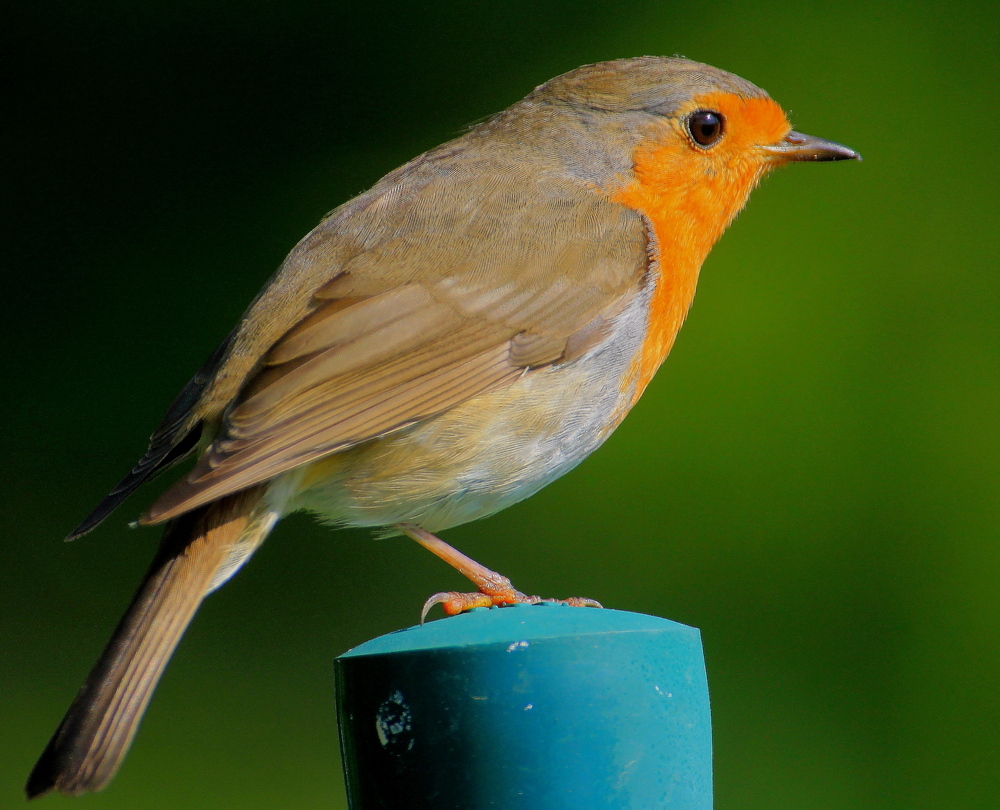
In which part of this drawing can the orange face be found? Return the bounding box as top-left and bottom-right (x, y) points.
(612, 91), (794, 404)
(623, 91), (792, 252)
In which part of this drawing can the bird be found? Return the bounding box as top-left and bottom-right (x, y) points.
(26, 56), (859, 798)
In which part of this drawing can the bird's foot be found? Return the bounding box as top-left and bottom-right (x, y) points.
(420, 570), (602, 622)
(396, 523), (601, 622)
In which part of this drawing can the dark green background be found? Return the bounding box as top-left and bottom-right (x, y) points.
(5, 1), (999, 807)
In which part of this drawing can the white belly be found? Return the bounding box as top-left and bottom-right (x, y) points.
(284, 282), (652, 533)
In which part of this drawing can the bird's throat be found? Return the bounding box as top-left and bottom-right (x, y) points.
(611, 137), (767, 404)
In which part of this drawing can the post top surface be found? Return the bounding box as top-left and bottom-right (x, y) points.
(340, 604), (698, 658)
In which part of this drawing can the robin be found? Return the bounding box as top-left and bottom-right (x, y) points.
(26, 56), (858, 798)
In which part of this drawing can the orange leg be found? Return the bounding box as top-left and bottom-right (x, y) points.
(397, 523), (602, 622)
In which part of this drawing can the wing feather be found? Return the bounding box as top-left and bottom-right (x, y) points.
(137, 150), (650, 525)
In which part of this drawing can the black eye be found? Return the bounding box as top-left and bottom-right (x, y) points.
(687, 110), (724, 147)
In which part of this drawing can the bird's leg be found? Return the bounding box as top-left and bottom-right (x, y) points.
(397, 523), (602, 622)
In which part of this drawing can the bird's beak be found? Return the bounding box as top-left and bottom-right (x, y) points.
(762, 131), (861, 163)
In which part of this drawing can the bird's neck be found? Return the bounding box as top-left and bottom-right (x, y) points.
(611, 140), (767, 403)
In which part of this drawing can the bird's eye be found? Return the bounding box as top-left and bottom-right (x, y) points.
(687, 110), (724, 147)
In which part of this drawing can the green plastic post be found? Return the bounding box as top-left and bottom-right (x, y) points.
(335, 603), (712, 809)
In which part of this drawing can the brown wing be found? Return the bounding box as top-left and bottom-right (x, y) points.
(138, 148), (649, 524)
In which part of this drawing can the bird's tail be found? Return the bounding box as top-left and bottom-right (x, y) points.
(26, 486), (273, 799)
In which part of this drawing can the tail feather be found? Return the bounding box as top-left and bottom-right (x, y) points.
(26, 487), (268, 799)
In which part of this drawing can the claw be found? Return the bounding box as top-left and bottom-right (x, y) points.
(556, 597), (603, 608)
(420, 590), (603, 622)
(420, 591), (496, 623)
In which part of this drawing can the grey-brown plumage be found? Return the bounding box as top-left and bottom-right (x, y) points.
(28, 55), (858, 798)
(27, 489), (268, 798)
(144, 179), (646, 523)
(74, 57), (755, 534)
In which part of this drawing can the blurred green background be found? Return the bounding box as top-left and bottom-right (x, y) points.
(4, 1), (999, 807)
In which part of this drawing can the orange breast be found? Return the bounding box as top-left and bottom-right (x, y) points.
(611, 91), (789, 405)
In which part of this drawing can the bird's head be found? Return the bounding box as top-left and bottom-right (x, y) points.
(505, 56), (859, 250)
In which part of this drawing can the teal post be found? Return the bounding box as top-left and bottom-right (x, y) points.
(335, 603), (712, 809)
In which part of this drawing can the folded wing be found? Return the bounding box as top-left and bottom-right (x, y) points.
(136, 150), (650, 524)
